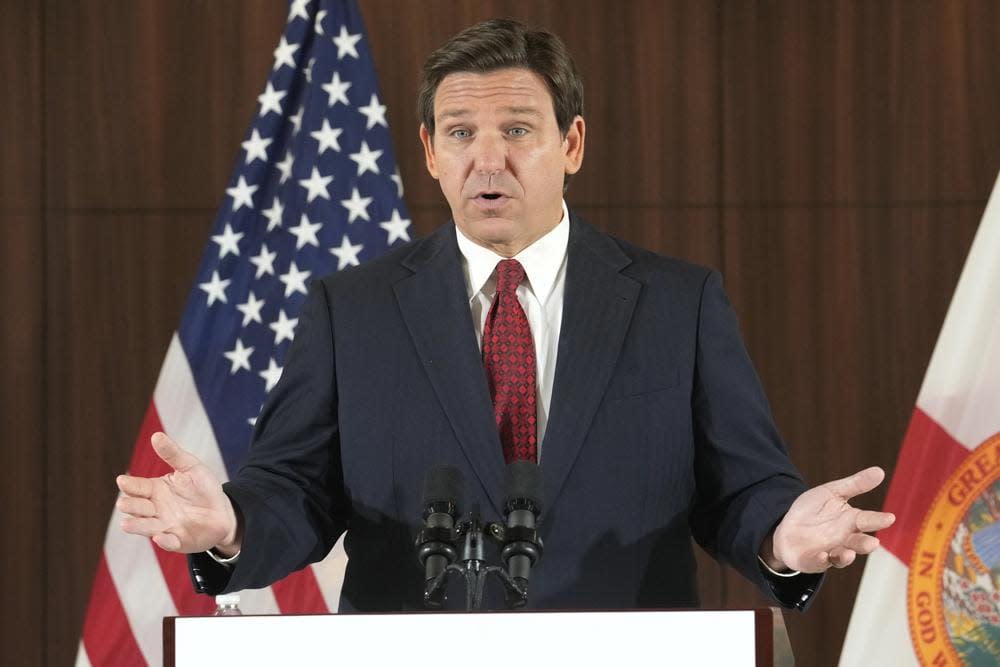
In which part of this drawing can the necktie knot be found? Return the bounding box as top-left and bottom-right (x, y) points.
(495, 259), (526, 295)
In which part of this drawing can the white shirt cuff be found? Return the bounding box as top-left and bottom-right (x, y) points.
(757, 554), (800, 578)
(206, 547), (241, 565)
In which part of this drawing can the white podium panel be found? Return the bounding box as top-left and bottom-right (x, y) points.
(166, 609), (786, 666)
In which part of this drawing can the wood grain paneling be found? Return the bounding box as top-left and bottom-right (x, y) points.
(0, 215), (46, 666)
(0, 3), (42, 212)
(43, 212), (212, 666)
(721, 204), (981, 665)
(44, 1), (286, 211)
(722, 2), (1000, 205)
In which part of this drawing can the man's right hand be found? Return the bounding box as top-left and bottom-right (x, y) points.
(116, 431), (242, 556)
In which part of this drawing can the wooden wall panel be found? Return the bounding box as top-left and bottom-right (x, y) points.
(43, 213), (214, 666)
(722, 1), (1000, 205)
(719, 207), (981, 663)
(0, 3), (44, 666)
(44, 0), (286, 210)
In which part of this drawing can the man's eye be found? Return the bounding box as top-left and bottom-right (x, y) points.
(508, 127), (528, 137)
(451, 129), (470, 139)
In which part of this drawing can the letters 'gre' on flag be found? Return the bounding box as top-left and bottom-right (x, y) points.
(76, 1), (411, 665)
(840, 171), (1000, 666)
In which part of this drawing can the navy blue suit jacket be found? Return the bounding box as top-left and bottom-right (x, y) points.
(191, 213), (821, 611)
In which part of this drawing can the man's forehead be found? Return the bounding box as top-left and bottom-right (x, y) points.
(433, 68), (553, 120)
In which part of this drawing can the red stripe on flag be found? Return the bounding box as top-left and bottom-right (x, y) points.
(81, 554), (147, 667)
(130, 402), (215, 615)
(271, 567), (330, 614)
(878, 407), (970, 565)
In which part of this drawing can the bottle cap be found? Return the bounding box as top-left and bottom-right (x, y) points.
(215, 593), (241, 607)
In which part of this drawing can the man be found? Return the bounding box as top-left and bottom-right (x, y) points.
(117, 19), (893, 612)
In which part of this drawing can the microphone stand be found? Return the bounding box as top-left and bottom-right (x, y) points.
(423, 505), (528, 610)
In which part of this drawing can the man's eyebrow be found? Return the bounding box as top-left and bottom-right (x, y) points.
(436, 106), (545, 123)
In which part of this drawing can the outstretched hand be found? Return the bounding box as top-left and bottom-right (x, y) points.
(763, 466), (895, 573)
(116, 432), (241, 555)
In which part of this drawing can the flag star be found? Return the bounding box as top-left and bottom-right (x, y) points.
(236, 291), (266, 326)
(269, 309), (299, 345)
(314, 10), (327, 35)
(289, 213), (323, 249)
(322, 71), (351, 107)
(259, 358), (284, 392)
(249, 243), (278, 278)
(272, 36), (299, 70)
(330, 235), (364, 270)
(262, 198), (284, 232)
(223, 338), (255, 375)
(257, 82), (286, 117)
(391, 167), (404, 198)
(311, 119), (343, 154)
(379, 209), (412, 244)
(298, 167), (333, 202)
(198, 270), (230, 306)
(248, 416), (257, 427)
(290, 105), (304, 134)
(211, 222), (244, 258)
(279, 260), (311, 297)
(288, 0), (311, 22)
(241, 129), (272, 164)
(275, 150), (294, 184)
(226, 176), (257, 211)
(340, 187), (373, 223)
(349, 141), (383, 176)
(332, 26), (362, 60)
(304, 56), (316, 83)
(358, 93), (388, 130)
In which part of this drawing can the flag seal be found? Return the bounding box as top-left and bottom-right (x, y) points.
(907, 432), (1000, 665)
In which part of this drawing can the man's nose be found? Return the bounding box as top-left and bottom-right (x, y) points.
(472, 133), (507, 175)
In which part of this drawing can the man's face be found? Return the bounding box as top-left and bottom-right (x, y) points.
(420, 68), (585, 257)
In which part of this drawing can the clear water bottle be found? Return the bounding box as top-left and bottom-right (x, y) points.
(213, 593), (243, 616)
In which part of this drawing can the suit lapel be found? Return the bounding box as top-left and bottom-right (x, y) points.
(542, 215), (641, 513)
(393, 224), (506, 515)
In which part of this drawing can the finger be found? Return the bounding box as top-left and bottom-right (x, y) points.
(151, 432), (201, 473)
(843, 533), (880, 555)
(825, 466), (885, 500)
(117, 474), (154, 499)
(855, 510), (895, 533)
(828, 548), (856, 568)
(116, 496), (157, 518)
(120, 516), (167, 537)
(152, 533), (182, 552)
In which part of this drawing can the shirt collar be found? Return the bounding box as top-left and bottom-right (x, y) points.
(456, 200), (570, 305)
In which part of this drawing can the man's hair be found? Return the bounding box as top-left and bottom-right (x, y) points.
(417, 18), (585, 137)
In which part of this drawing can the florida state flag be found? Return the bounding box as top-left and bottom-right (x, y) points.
(840, 172), (1000, 666)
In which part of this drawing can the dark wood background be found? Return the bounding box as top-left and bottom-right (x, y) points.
(3, 1), (998, 665)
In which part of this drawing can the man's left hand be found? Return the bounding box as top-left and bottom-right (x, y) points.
(761, 466), (896, 573)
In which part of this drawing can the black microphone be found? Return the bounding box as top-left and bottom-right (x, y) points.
(500, 461), (544, 608)
(415, 465), (463, 608)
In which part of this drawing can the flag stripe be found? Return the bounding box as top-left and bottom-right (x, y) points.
(838, 549), (920, 666)
(877, 408), (970, 564)
(80, 555), (147, 667)
(271, 568), (331, 613)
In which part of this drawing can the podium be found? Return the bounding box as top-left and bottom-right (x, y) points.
(164, 608), (793, 666)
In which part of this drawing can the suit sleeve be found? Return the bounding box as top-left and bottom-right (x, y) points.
(688, 270), (822, 610)
(189, 280), (349, 594)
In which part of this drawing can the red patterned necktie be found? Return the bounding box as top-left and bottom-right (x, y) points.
(482, 259), (538, 463)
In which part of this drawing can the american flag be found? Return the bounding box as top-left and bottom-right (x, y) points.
(77, 1), (411, 664)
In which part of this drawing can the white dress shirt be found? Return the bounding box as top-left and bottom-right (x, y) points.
(455, 200), (570, 460)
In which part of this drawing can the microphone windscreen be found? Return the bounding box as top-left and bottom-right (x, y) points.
(422, 465), (464, 507)
(504, 461), (544, 511)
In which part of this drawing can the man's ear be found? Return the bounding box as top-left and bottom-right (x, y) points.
(562, 115), (586, 175)
(419, 124), (439, 179)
